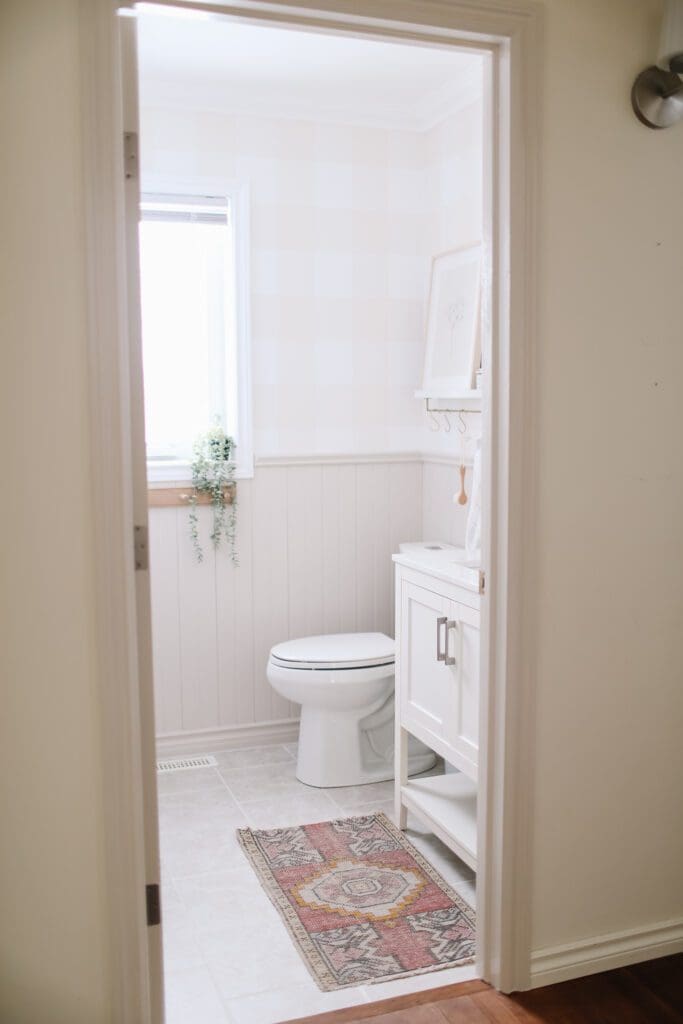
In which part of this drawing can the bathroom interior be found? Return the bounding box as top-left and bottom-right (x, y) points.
(137, 7), (487, 1022)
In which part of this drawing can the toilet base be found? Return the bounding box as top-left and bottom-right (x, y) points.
(295, 699), (436, 789)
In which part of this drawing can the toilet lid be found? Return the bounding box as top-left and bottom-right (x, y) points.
(270, 632), (395, 670)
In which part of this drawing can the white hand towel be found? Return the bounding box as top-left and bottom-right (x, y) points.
(465, 440), (482, 558)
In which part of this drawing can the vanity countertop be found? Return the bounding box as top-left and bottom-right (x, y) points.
(392, 547), (483, 593)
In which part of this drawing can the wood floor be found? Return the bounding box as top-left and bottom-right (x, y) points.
(284, 954), (683, 1023)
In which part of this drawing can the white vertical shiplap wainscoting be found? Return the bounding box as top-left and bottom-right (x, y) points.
(150, 454), (465, 756)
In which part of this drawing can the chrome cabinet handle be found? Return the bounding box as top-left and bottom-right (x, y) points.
(436, 616), (447, 661)
(444, 619), (457, 666)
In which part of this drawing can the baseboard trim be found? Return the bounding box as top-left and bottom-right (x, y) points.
(530, 918), (683, 988)
(156, 718), (300, 758)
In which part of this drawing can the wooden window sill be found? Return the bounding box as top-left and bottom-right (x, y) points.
(147, 484), (236, 508)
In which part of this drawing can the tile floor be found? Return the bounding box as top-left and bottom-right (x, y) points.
(159, 742), (477, 1024)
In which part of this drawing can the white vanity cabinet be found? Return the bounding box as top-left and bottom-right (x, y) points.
(393, 555), (482, 871)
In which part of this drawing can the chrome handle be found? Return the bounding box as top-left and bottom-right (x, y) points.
(444, 619), (457, 666)
(436, 616), (447, 661)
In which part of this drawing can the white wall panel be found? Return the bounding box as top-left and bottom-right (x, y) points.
(354, 463), (378, 634)
(176, 505), (219, 731)
(370, 462), (393, 637)
(251, 466), (291, 722)
(286, 465), (325, 642)
(231, 478), (256, 725)
(215, 500), (238, 726)
(388, 455), (427, 617)
(150, 459), (423, 738)
(149, 508), (182, 733)
(422, 460), (472, 548)
(322, 463), (358, 635)
(319, 464), (342, 634)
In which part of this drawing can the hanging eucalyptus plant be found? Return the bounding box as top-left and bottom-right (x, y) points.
(188, 425), (238, 564)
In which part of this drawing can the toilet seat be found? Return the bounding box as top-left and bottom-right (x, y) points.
(270, 632), (395, 672)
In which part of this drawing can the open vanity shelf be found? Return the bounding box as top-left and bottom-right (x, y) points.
(393, 552), (481, 872)
(401, 772), (477, 871)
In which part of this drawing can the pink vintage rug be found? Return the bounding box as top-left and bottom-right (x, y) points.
(237, 812), (475, 991)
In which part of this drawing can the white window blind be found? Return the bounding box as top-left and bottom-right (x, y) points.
(139, 193), (242, 471)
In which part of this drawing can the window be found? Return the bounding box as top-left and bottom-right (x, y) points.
(139, 190), (251, 480)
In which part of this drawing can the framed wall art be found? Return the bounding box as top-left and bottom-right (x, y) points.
(418, 243), (482, 399)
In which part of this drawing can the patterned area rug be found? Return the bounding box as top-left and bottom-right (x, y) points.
(237, 812), (475, 991)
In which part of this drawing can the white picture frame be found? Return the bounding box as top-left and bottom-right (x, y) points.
(418, 243), (482, 399)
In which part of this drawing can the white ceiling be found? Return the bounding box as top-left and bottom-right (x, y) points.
(136, 9), (483, 130)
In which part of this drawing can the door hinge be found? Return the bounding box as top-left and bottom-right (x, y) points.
(146, 883), (161, 927)
(123, 131), (138, 181)
(479, 570), (486, 594)
(134, 524), (148, 571)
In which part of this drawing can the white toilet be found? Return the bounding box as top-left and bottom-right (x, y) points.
(267, 631), (436, 787)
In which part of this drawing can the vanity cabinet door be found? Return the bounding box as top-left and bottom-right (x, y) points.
(397, 576), (480, 782)
(442, 601), (480, 781)
(398, 579), (457, 757)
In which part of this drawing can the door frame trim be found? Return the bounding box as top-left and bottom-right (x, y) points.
(79, 3), (154, 1021)
(79, 0), (541, 1017)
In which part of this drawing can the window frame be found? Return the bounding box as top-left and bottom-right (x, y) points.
(140, 174), (253, 482)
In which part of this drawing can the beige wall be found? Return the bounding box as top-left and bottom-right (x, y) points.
(2, 0), (682, 1019)
(0, 2), (111, 1021)
(532, 0), (683, 953)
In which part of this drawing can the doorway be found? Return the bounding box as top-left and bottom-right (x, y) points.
(79, 1), (540, 1020)
(135, 13), (487, 1019)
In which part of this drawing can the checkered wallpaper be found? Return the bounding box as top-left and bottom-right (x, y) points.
(141, 103), (483, 457)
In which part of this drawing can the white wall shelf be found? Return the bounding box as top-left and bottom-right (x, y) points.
(415, 389), (482, 403)
(417, 395), (483, 428)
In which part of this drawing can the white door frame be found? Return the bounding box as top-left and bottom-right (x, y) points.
(79, 0), (541, 1019)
